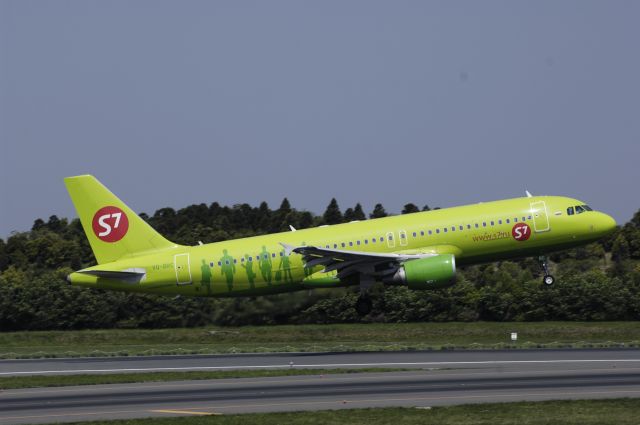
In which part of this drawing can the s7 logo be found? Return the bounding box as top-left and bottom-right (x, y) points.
(92, 206), (129, 242)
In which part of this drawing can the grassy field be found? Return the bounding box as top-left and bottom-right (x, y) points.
(1, 322), (639, 359)
(0, 368), (406, 390)
(30, 399), (640, 425)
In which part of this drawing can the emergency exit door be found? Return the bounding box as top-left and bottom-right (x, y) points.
(174, 253), (192, 285)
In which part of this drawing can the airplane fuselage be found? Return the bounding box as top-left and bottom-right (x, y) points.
(68, 195), (616, 297)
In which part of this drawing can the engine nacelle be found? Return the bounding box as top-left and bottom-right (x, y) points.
(387, 254), (456, 290)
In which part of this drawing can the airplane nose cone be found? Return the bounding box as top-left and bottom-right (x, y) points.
(596, 213), (617, 235)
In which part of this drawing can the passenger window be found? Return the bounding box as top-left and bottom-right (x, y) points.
(280, 252), (284, 257)
(209, 262), (214, 267)
(218, 261), (222, 266)
(490, 221), (494, 226)
(498, 220), (502, 225)
(428, 230), (433, 235)
(420, 231), (425, 236)
(506, 219), (510, 224)
(413, 232), (417, 237)
(349, 241), (353, 246)
(483, 222), (487, 227)
(357, 240), (361, 245)
(459, 225), (463, 231)
(334, 244), (338, 248)
(272, 253), (276, 258)
(475, 223), (479, 228)
(467, 224), (471, 229)
(364, 239), (368, 244)
(514, 217), (518, 222)
(341, 242), (346, 247)
(444, 228), (448, 233)
(436, 229), (440, 234)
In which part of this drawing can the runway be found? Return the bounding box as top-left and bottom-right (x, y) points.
(2, 349), (640, 424)
(3, 348), (640, 375)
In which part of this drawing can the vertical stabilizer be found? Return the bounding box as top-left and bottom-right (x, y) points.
(64, 175), (176, 264)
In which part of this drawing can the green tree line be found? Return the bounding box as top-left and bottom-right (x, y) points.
(1, 199), (639, 330)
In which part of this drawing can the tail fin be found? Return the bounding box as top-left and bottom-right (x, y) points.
(64, 175), (176, 264)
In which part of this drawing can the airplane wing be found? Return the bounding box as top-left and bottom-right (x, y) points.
(281, 243), (435, 281)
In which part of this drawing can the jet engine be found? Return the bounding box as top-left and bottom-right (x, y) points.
(386, 254), (456, 290)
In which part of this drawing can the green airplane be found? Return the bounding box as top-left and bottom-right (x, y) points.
(65, 175), (617, 315)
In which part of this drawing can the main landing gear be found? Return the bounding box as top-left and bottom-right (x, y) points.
(539, 256), (555, 286)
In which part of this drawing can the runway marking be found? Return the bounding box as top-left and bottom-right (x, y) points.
(3, 359), (640, 375)
(151, 409), (220, 416)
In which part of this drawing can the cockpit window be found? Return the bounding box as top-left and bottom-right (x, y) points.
(583, 205), (593, 211)
(567, 206), (574, 216)
(575, 205), (586, 214)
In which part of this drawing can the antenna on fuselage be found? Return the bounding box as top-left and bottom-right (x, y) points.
(289, 225), (297, 232)
(525, 190), (533, 198)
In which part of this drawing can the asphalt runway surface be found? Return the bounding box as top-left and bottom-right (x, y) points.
(2, 349), (640, 424)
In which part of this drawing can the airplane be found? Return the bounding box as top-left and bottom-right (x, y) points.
(65, 175), (617, 315)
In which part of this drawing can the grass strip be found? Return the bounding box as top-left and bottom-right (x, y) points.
(0, 368), (407, 390)
(30, 399), (640, 425)
(2, 322), (640, 359)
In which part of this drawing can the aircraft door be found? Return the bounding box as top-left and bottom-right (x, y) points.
(399, 230), (408, 247)
(174, 253), (192, 285)
(386, 232), (396, 248)
(530, 201), (550, 232)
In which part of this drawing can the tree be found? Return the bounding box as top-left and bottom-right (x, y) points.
(323, 198), (343, 224)
(370, 203), (387, 219)
(611, 234), (630, 262)
(344, 203), (366, 222)
(402, 203), (420, 214)
(0, 238), (7, 271)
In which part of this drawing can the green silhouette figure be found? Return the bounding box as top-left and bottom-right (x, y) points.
(241, 253), (256, 289)
(278, 250), (293, 283)
(258, 246), (272, 285)
(219, 249), (235, 291)
(200, 259), (212, 295)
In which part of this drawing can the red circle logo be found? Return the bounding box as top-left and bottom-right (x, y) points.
(512, 222), (531, 241)
(92, 206), (129, 243)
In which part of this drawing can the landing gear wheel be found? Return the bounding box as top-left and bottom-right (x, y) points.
(355, 296), (372, 316)
(538, 256), (554, 286)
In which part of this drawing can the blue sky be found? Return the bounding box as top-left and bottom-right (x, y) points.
(1, 1), (639, 237)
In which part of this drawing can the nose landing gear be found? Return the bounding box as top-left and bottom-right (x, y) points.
(539, 256), (555, 286)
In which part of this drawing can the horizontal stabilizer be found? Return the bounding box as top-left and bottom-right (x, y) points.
(78, 268), (146, 283)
